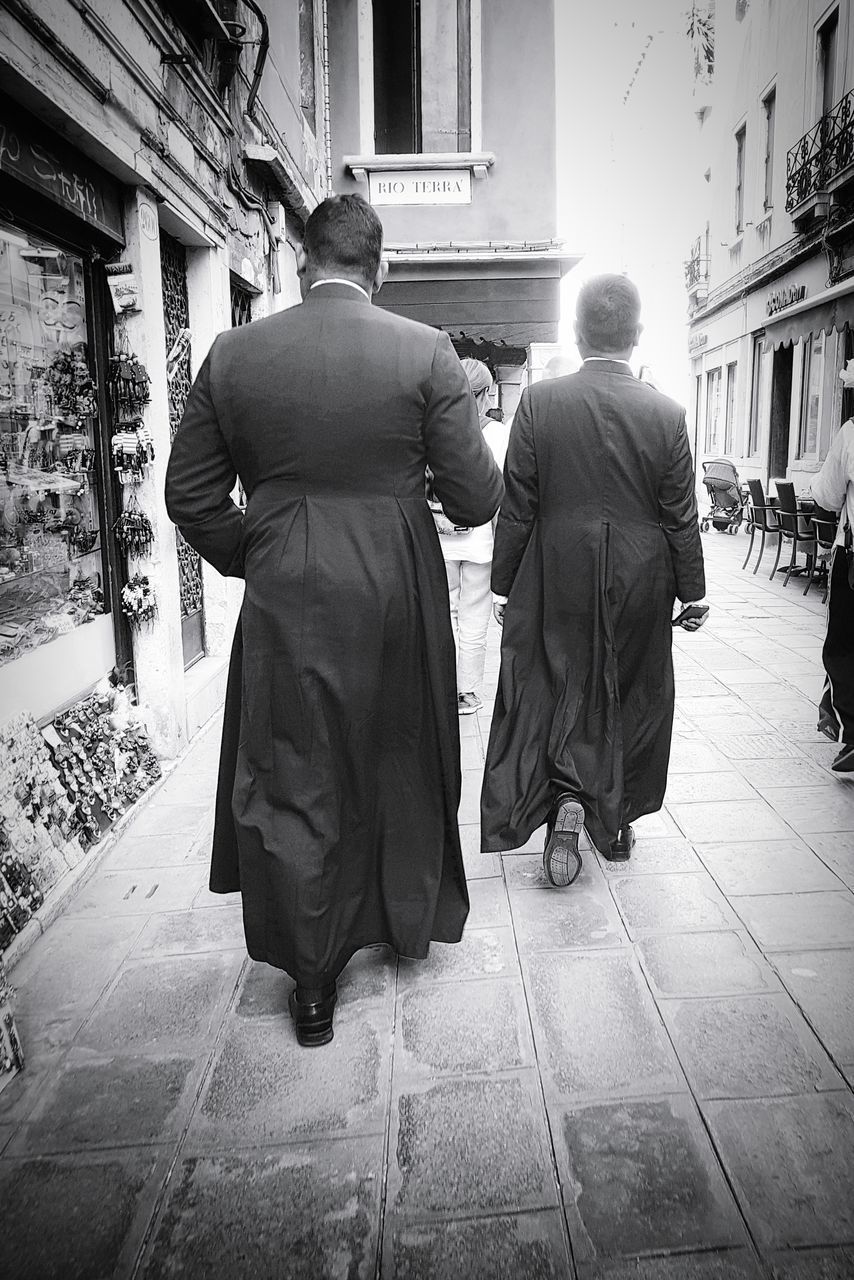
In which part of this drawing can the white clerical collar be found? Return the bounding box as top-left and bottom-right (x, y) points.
(310, 278), (371, 301)
(582, 357), (634, 368)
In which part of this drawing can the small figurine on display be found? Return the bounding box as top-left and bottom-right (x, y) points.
(114, 494), (154, 557)
(111, 423), (155, 484)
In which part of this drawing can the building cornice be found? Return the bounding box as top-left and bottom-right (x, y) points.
(689, 229), (826, 327)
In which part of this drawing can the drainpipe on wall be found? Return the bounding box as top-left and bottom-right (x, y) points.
(320, 0), (333, 192)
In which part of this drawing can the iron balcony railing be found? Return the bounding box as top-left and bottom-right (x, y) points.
(684, 235), (709, 290)
(786, 87), (854, 212)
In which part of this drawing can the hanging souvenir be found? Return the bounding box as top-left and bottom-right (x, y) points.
(111, 421), (155, 484)
(114, 494), (154, 557)
(45, 345), (97, 419)
(121, 573), (156, 626)
(108, 327), (152, 422)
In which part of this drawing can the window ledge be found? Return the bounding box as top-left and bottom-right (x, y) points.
(345, 152), (496, 182)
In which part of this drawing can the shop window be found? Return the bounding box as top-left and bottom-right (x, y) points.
(230, 278), (253, 328)
(798, 332), (824, 458)
(0, 221), (106, 668)
(762, 88), (776, 210)
(373, 0), (472, 154)
(705, 367), (721, 453)
(724, 362), (737, 454)
(748, 336), (763, 455)
(734, 125), (746, 234)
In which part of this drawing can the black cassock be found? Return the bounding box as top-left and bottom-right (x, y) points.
(481, 360), (705, 854)
(166, 284), (503, 985)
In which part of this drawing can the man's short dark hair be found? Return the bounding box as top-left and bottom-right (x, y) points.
(576, 274), (641, 352)
(302, 194), (383, 284)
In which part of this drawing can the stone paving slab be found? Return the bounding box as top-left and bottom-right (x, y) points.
(772, 950), (854, 1063)
(729, 757), (837, 789)
(763, 785), (854, 835)
(703, 1093), (854, 1250)
(732, 892), (854, 951)
(398, 926), (517, 987)
(768, 1247), (854, 1280)
(140, 1138), (383, 1280)
(576, 1252), (764, 1280)
(0, 1148), (167, 1280)
(595, 836), (704, 876)
(388, 1071), (557, 1219)
(660, 993), (842, 1099)
(668, 799), (793, 844)
(608, 871), (742, 937)
(556, 1094), (747, 1264)
(510, 878), (628, 951)
(663, 772), (758, 804)
(62, 865), (208, 918)
(395, 976), (533, 1078)
(75, 951), (242, 1055)
(9, 1053), (200, 1155)
(525, 950), (685, 1103)
(803, 833), (854, 889)
(385, 1210), (572, 1280)
(695, 840), (844, 896)
(634, 930), (781, 1000)
(185, 998), (392, 1151)
(130, 904), (247, 957)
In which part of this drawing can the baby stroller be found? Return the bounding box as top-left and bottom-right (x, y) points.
(700, 458), (747, 534)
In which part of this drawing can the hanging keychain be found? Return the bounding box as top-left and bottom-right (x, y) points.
(114, 493), (154, 557)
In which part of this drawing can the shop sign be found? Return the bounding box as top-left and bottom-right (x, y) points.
(368, 169), (472, 206)
(0, 105), (123, 242)
(688, 332), (708, 352)
(766, 283), (806, 316)
(105, 263), (141, 314)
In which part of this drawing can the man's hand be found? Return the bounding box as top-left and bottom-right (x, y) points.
(673, 601), (709, 632)
(493, 601), (506, 626)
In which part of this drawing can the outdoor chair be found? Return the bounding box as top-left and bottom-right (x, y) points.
(806, 510), (840, 604)
(774, 480), (818, 592)
(742, 478), (782, 577)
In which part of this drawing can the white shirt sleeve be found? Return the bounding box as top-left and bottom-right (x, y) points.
(811, 423), (850, 513)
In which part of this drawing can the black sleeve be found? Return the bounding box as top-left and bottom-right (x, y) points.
(422, 331), (504, 527)
(491, 388), (539, 596)
(164, 343), (245, 579)
(658, 412), (706, 602)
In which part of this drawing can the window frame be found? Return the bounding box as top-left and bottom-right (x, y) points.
(798, 331), (825, 460)
(723, 361), (738, 455)
(762, 87), (776, 211)
(734, 125), (746, 234)
(705, 367), (722, 454)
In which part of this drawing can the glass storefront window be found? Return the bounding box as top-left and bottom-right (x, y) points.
(0, 221), (105, 668)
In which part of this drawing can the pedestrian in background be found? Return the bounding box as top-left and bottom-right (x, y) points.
(432, 357), (510, 715)
(481, 274), (706, 885)
(811, 361), (854, 773)
(166, 194), (503, 1047)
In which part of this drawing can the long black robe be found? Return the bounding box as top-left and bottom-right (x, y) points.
(166, 285), (503, 984)
(480, 360), (705, 854)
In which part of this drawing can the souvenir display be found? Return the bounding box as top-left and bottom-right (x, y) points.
(107, 342), (151, 420)
(121, 573), (156, 626)
(114, 497), (154, 557)
(0, 954), (24, 1093)
(51, 681), (161, 828)
(0, 221), (106, 668)
(111, 422), (155, 484)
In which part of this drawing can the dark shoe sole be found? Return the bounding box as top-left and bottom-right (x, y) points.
(543, 798), (584, 887)
(288, 989), (336, 1047)
(832, 745), (854, 773)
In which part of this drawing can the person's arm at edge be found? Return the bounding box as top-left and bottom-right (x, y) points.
(491, 388), (539, 617)
(423, 331), (503, 528)
(658, 411), (706, 609)
(164, 339), (245, 578)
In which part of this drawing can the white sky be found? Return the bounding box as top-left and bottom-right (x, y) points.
(554, 0), (708, 403)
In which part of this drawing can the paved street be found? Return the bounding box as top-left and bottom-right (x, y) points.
(2, 528), (854, 1280)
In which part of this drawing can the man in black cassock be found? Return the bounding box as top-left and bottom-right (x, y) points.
(480, 274), (706, 885)
(166, 195), (503, 1045)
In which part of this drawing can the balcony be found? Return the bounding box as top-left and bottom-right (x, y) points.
(684, 235), (710, 307)
(786, 88), (854, 226)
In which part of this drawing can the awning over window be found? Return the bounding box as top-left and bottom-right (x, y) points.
(761, 293), (854, 350)
(375, 250), (577, 347)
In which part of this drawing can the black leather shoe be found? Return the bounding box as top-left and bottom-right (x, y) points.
(604, 824), (636, 862)
(288, 981), (337, 1047)
(832, 742), (854, 773)
(543, 793), (584, 887)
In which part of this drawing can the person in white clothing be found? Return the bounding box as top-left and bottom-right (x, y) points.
(810, 366), (854, 773)
(435, 358), (509, 714)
